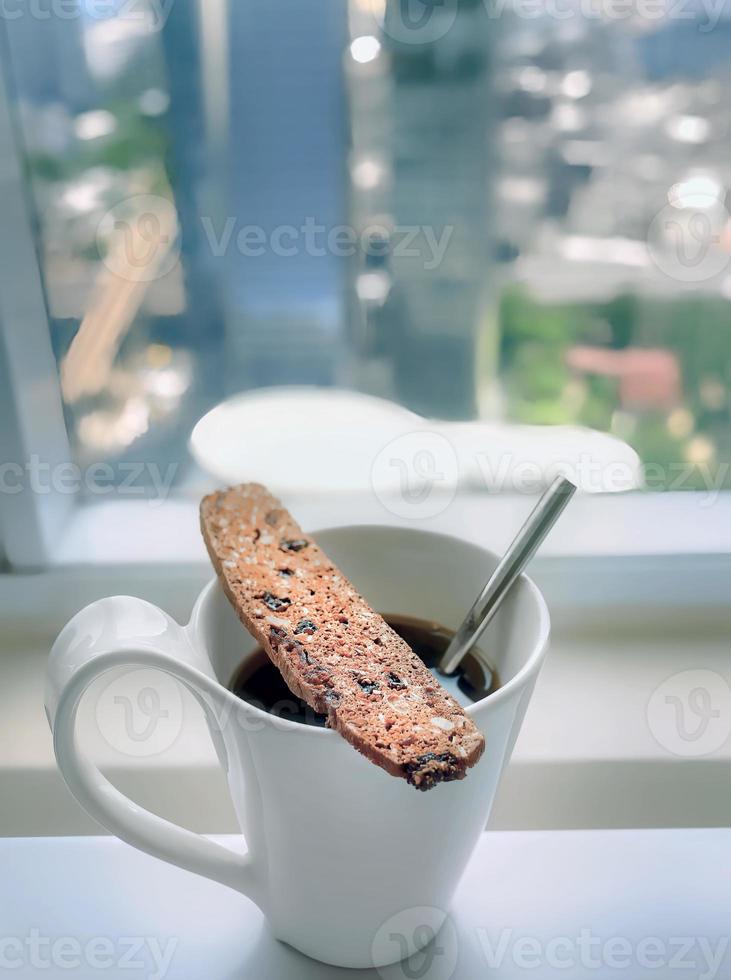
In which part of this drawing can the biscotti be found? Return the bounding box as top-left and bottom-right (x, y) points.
(200, 484), (485, 789)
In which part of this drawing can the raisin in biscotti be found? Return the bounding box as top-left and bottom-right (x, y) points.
(200, 484), (485, 790)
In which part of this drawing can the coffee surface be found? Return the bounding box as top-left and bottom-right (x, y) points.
(230, 614), (499, 727)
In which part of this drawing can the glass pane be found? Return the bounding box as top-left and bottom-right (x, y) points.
(5, 1), (208, 491)
(3, 0), (730, 498)
(488, 2), (731, 493)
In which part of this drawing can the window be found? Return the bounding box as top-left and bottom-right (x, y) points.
(350, 0), (731, 494)
(0, 0), (729, 569)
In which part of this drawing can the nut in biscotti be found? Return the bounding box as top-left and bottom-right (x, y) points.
(200, 484), (485, 789)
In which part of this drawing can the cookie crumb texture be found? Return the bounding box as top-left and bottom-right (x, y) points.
(200, 484), (485, 790)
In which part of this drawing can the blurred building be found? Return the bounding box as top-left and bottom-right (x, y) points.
(224, 0), (351, 390)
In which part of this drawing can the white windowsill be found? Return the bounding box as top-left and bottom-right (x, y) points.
(48, 490), (731, 567)
(2, 491), (729, 836)
(7, 490), (727, 627)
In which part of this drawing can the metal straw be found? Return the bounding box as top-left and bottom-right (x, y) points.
(438, 476), (577, 676)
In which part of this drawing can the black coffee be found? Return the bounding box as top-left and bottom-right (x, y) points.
(230, 614), (499, 727)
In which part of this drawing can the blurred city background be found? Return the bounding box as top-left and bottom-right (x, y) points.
(3, 0), (731, 491)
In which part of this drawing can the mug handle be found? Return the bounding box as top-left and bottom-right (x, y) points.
(45, 595), (263, 904)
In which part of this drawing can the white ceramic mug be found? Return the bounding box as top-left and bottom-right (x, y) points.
(46, 526), (550, 969)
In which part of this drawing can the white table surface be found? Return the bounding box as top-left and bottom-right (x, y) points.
(2, 829), (728, 979)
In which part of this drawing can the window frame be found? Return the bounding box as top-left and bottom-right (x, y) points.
(0, 30), (75, 569)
